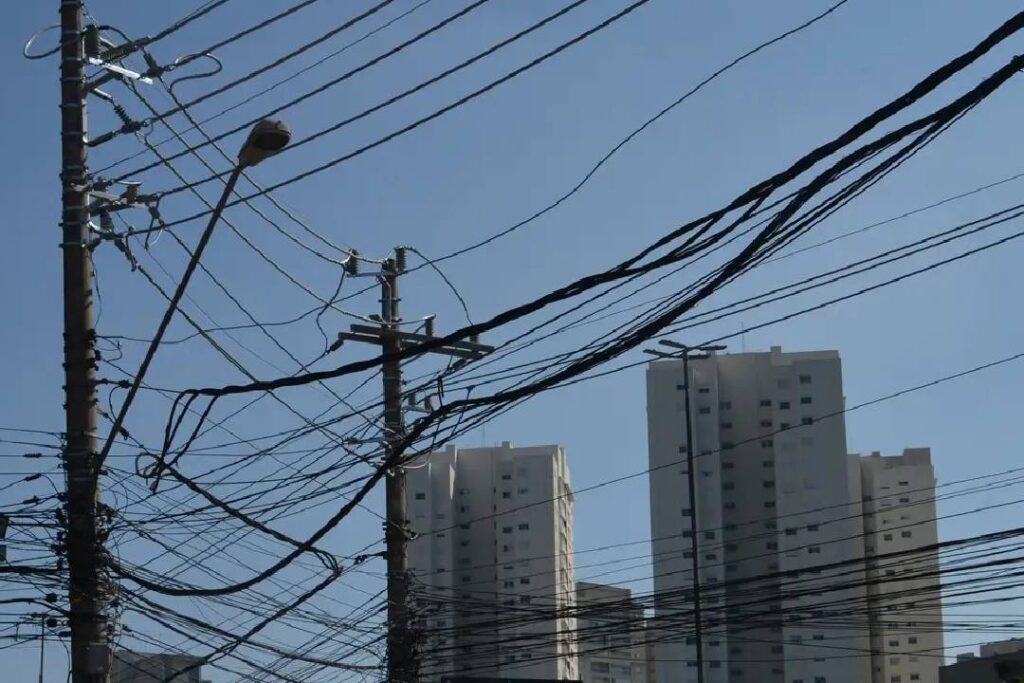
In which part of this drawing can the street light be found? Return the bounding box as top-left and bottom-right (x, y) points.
(237, 118), (291, 168)
(97, 119), (291, 466)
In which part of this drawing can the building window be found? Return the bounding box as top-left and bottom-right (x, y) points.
(699, 406), (711, 415)
(683, 551), (693, 558)
(722, 462), (734, 470)
(764, 501), (776, 509)
(725, 543), (738, 551)
(518, 487), (528, 494)
(724, 502), (736, 510)
(519, 577), (530, 585)
(901, 530), (912, 538)
(766, 542), (777, 550)
(799, 374), (812, 384)
(760, 399), (772, 407)
(763, 480), (775, 489)
(459, 506), (469, 513)
(502, 544), (510, 552)
(723, 482), (735, 491)
(704, 531), (716, 540)
(414, 492), (425, 500)
(502, 492), (511, 499)
(785, 528), (797, 536)
(681, 507), (692, 516)
(899, 480), (909, 486)
(501, 474), (512, 481)
(503, 526), (513, 534)
(459, 523), (470, 530)
(705, 553), (716, 560)
(460, 540), (470, 547)
(678, 445), (688, 453)
(518, 523), (530, 530)
(779, 401), (791, 410)
(760, 419), (772, 427)
(883, 534), (893, 541)
(808, 546), (821, 554)
(697, 386), (710, 394)
(780, 422), (791, 430)
(801, 417), (814, 425)
(899, 497), (910, 503)
(721, 422), (733, 429)
(762, 459), (774, 468)
(808, 524), (820, 531)
(800, 396), (812, 404)
(908, 636), (918, 644)
(503, 580), (514, 588)
(761, 440), (774, 448)
(720, 400), (732, 410)
(682, 530), (694, 538)
(722, 442), (734, 450)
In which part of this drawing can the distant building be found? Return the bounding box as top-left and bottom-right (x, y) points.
(576, 582), (647, 683)
(646, 347), (871, 683)
(858, 448), (944, 683)
(981, 638), (1024, 658)
(407, 443), (578, 682)
(940, 642), (1024, 682)
(111, 651), (202, 683)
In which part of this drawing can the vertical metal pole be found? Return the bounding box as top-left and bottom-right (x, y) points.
(39, 616), (46, 683)
(682, 351), (705, 683)
(382, 258), (414, 683)
(59, 2), (108, 682)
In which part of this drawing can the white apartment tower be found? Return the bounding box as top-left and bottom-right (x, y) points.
(646, 346), (870, 683)
(577, 582), (649, 683)
(405, 442), (578, 682)
(858, 448), (943, 683)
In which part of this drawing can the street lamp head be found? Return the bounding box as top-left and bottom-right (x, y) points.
(238, 118), (291, 167)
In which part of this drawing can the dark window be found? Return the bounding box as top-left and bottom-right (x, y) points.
(780, 422), (791, 430)
(704, 531), (716, 540)
(761, 440), (774, 448)
(801, 417), (814, 425)
(722, 462), (735, 470)
(678, 445), (688, 453)
(681, 508), (692, 516)
(808, 524), (820, 532)
(721, 421), (733, 429)
(722, 442), (734, 450)
(723, 482), (735, 491)
(800, 396), (812, 405)
(501, 474), (512, 481)
(780, 401), (791, 410)
(415, 493), (426, 500)
(517, 523), (529, 531)
(901, 531), (912, 538)
(760, 419), (772, 427)
(799, 374), (812, 384)
(502, 492), (511, 499)
(763, 480), (775, 489)
(502, 526), (513, 533)
(697, 386), (710, 394)
(720, 401), (732, 410)
(698, 406), (711, 415)
(785, 528), (797, 536)
(760, 399), (772, 407)
(762, 459), (774, 468)
(764, 501), (776, 509)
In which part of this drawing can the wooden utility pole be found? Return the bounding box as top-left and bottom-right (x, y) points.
(59, 1), (109, 681)
(335, 249), (491, 682)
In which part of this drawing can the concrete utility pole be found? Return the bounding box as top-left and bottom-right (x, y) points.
(381, 258), (414, 683)
(335, 249), (492, 682)
(58, 1), (109, 681)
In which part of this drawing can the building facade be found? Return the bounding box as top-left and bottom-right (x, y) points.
(111, 652), (203, 683)
(858, 449), (944, 683)
(646, 347), (870, 683)
(406, 443), (578, 682)
(576, 582), (648, 683)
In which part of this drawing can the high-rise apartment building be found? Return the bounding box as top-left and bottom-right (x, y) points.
(576, 582), (648, 683)
(858, 448), (943, 683)
(646, 346), (871, 683)
(406, 443), (578, 682)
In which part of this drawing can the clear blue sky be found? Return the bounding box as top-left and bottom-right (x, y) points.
(4, 1), (1024, 680)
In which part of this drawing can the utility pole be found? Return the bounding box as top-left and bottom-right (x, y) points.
(381, 257), (414, 683)
(644, 340), (725, 683)
(59, 1), (108, 681)
(334, 248), (492, 683)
